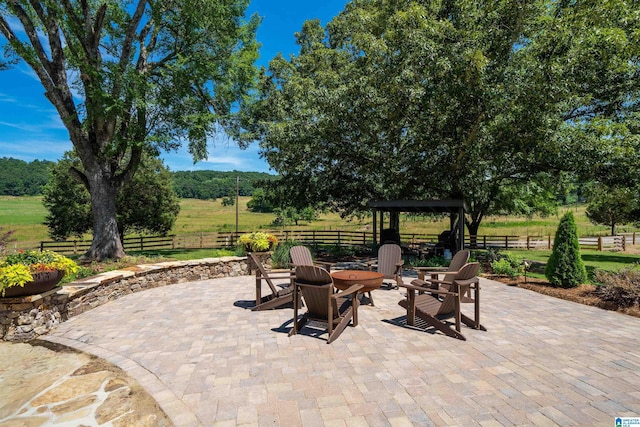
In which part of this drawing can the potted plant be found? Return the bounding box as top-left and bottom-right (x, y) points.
(238, 232), (278, 253)
(0, 249), (79, 297)
(238, 232), (279, 272)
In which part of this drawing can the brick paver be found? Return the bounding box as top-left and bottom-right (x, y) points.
(43, 276), (640, 426)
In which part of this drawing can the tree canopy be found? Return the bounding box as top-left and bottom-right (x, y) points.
(43, 151), (180, 240)
(0, 0), (259, 259)
(240, 0), (640, 235)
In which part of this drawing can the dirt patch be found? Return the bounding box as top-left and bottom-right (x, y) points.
(486, 275), (640, 319)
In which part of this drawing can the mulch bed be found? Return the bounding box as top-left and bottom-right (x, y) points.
(486, 274), (640, 319)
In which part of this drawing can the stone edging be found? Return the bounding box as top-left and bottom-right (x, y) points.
(0, 256), (250, 341)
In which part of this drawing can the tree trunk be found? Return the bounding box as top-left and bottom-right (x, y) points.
(467, 221), (480, 248)
(82, 169), (125, 261)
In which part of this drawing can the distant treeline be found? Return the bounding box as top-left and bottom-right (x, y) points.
(171, 170), (276, 199)
(0, 157), (275, 199)
(0, 157), (54, 195)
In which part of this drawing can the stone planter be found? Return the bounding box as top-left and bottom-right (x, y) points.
(247, 251), (273, 272)
(2, 270), (65, 298)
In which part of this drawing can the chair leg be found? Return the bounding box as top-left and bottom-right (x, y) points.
(461, 313), (486, 331)
(327, 310), (353, 344)
(415, 312), (466, 340)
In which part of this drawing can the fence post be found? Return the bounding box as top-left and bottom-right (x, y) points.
(40, 241), (44, 251)
(140, 236), (144, 251)
(338, 230), (342, 247)
(74, 240), (78, 254)
(548, 236), (551, 249)
(622, 235), (626, 251)
(598, 236), (602, 251)
(526, 236), (530, 250)
(483, 235), (486, 249)
(505, 235), (508, 249)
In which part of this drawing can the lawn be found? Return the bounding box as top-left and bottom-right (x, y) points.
(504, 249), (640, 279)
(2, 195), (638, 250)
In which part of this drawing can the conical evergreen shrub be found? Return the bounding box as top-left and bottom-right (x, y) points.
(545, 212), (587, 288)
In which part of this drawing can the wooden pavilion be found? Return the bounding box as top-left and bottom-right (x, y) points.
(368, 199), (466, 253)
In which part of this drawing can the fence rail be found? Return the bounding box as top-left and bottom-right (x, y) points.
(7, 230), (632, 255)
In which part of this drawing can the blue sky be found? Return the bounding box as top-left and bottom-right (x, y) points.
(0, 1), (347, 173)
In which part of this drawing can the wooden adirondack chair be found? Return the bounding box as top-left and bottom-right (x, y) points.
(289, 245), (334, 271)
(249, 253), (296, 311)
(366, 243), (404, 289)
(289, 265), (363, 344)
(398, 262), (485, 340)
(413, 249), (471, 297)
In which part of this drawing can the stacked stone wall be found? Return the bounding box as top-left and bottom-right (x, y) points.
(0, 257), (249, 341)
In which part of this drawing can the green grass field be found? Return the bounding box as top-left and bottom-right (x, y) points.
(0, 195), (636, 245)
(504, 249), (640, 280)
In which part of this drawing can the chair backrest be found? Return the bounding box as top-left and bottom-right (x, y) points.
(442, 249), (470, 283)
(439, 262), (480, 314)
(294, 265), (335, 319)
(377, 244), (402, 277)
(290, 246), (314, 267)
(249, 252), (279, 294)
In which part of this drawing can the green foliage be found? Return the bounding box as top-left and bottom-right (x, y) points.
(545, 212), (588, 288)
(594, 267), (640, 308)
(0, 1), (259, 259)
(586, 185), (638, 235)
(1, 249), (79, 295)
(3, 249), (79, 275)
(491, 258), (523, 279)
(240, 0), (640, 236)
(221, 196), (235, 207)
(0, 264), (32, 296)
(43, 152), (180, 240)
(270, 240), (300, 269)
(247, 188), (274, 212)
(407, 256), (448, 268)
(272, 206), (318, 226)
(238, 232), (278, 253)
(0, 158), (53, 196)
(172, 171), (276, 200)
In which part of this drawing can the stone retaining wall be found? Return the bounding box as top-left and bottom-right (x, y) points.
(0, 256), (250, 341)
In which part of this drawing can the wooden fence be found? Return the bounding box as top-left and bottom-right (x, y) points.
(9, 230), (630, 255)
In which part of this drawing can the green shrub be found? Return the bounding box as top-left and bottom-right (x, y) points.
(545, 212), (587, 288)
(594, 267), (640, 308)
(491, 258), (522, 279)
(271, 240), (300, 269)
(408, 256), (448, 268)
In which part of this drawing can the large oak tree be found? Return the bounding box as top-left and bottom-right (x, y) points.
(0, 0), (258, 259)
(241, 0), (640, 236)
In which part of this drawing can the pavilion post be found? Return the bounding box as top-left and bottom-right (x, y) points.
(372, 210), (378, 246)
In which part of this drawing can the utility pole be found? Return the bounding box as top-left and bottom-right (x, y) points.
(235, 176), (239, 237)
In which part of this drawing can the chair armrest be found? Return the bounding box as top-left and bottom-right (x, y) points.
(259, 271), (295, 279)
(399, 282), (430, 292)
(454, 278), (479, 287)
(413, 266), (448, 272)
(428, 288), (457, 296)
(313, 260), (335, 269)
(332, 284), (364, 298)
